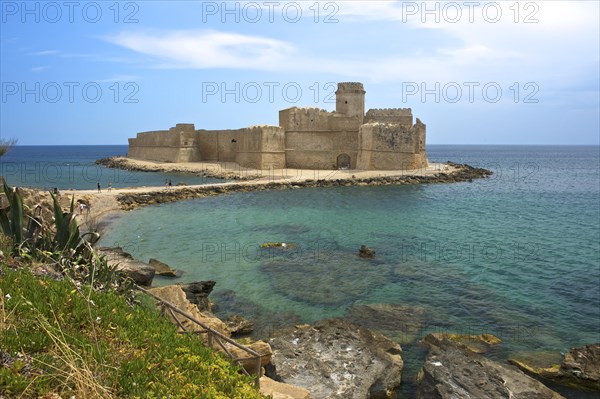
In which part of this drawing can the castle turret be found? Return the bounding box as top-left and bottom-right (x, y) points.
(336, 82), (365, 122)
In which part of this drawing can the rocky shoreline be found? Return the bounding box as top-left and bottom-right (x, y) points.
(112, 162), (492, 211)
(100, 248), (599, 399)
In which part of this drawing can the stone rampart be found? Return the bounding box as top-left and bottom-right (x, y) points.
(127, 124), (198, 162)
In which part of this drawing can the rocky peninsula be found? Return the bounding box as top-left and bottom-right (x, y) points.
(94, 157), (492, 211)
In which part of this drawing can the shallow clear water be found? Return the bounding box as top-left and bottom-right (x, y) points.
(96, 145), (599, 397)
(0, 145), (222, 190)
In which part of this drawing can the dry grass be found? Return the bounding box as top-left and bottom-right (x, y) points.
(32, 309), (114, 399)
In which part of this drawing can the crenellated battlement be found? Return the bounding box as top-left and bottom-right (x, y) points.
(365, 108), (413, 126)
(336, 82), (365, 93)
(366, 108), (412, 116)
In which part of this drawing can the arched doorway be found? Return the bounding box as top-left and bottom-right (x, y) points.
(337, 153), (351, 170)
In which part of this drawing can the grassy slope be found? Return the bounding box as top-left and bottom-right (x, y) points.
(0, 266), (267, 399)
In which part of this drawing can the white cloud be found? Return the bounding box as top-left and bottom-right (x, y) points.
(104, 30), (295, 70)
(30, 50), (58, 56)
(31, 66), (51, 72)
(103, 1), (597, 88)
(96, 75), (140, 83)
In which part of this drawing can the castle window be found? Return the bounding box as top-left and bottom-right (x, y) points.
(345, 101), (348, 104)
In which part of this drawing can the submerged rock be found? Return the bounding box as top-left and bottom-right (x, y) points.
(417, 333), (565, 399)
(510, 343), (600, 392)
(346, 303), (427, 344)
(211, 289), (302, 341)
(261, 250), (390, 306)
(359, 245), (376, 258)
(423, 332), (502, 354)
(266, 318), (403, 399)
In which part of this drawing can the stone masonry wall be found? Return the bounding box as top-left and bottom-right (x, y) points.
(364, 109), (413, 126)
(127, 124), (198, 163)
(236, 126), (285, 169)
(279, 107), (361, 169)
(356, 122), (428, 170)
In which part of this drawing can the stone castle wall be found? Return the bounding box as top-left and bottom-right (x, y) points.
(236, 126), (286, 169)
(126, 82), (428, 171)
(364, 108), (413, 126)
(127, 124), (198, 163)
(356, 119), (427, 170)
(279, 107), (361, 169)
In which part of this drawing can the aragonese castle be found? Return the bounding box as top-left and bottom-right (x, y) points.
(127, 82), (428, 170)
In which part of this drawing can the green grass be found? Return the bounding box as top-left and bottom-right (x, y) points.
(0, 266), (267, 399)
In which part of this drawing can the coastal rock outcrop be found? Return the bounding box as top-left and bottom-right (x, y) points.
(510, 343), (600, 392)
(259, 376), (311, 399)
(149, 285), (272, 372)
(180, 281), (216, 312)
(149, 285), (230, 338)
(148, 258), (179, 277)
(417, 333), (565, 399)
(97, 247), (155, 286)
(225, 314), (255, 337)
(266, 318), (403, 399)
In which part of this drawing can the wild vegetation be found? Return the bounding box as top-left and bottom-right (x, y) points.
(0, 182), (267, 398)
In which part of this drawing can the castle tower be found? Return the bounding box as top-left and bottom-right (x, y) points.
(335, 82), (365, 122)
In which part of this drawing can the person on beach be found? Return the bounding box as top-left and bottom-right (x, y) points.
(168, 179), (172, 191)
(108, 182), (112, 192)
(79, 202), (85, 215)
(97, 182), (101, 192)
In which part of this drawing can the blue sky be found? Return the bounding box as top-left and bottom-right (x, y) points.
(1, 0), (598, 145)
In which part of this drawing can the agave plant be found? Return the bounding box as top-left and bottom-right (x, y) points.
(0, 181), (41, 247)
(49, 191), (99, 258)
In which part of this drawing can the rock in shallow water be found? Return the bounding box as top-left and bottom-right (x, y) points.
(359, 245), (376, 258)
(148, 258), (179, 277)
(510, 343), (600, 392)
(266, 318), (403, 399)
(225, 314), (254, 337)
(417, 333), (565, 399)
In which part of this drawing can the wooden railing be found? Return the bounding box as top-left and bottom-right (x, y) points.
(136, 286), (261, 388)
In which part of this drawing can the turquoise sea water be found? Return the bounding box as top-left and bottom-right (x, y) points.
(5, 145), (596, 397)
(0, 145), (222, 189)
(97, 145), (600, 397)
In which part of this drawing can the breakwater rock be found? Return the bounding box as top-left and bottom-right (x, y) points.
(115, 163), (492, 211)
(266, 318), (404, 399)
